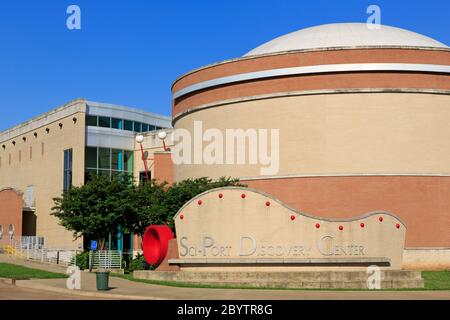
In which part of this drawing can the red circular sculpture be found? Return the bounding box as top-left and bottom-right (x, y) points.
(218, 193), (223, 199)
(198, 199), (203, 205)
(379, 216), (384, 222)
(265, 201), (270, 206)
(142, 225), (174, 266)
(360, 223), (365, 228)
(339, 225), (344, 231)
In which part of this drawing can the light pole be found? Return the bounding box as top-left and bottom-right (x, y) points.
(136, 131), (169, 183)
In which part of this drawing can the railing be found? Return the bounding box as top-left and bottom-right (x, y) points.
(1, 236), (78, 266)
(89, 250), (122, 270)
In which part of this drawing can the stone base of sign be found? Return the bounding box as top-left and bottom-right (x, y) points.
(133, 270), (424, 289)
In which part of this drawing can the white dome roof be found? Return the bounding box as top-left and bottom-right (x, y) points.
(244, 23), (448, 56)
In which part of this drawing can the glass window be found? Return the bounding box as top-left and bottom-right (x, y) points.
(98, 148), (111, 169)
(86, 115), (98, 127)
(111, 149), (122, 171)
(134, 122), (142, 132)
(142, 123), (149, 132)
(63, 149), (73, 192)
(112, 118), (123, 129)
(149, 125), (156, 131)
(124, 151), (133, 172)
(85, 147), (97, 168)
(124, 120), (133, 131)
(98, 116), (111, 128)
(139, 171), (151, 185)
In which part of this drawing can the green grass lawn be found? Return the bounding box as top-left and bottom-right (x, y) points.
(422, 271), (450, 290)
(0, 263), (67, 280)
(114, 270), (450, 291)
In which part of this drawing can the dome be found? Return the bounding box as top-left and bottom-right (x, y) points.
(244, 23), (448, 56)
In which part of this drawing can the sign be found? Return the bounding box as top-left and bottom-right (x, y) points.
(90, 240), (97, 251)
(173, 187), (406, 269)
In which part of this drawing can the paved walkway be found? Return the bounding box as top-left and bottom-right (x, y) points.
(1, 255), (450, 300)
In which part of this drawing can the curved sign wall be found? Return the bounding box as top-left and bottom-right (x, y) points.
(171, 187), (406, 270)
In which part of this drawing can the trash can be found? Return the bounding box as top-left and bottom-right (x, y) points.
(96, 271), (110, 291)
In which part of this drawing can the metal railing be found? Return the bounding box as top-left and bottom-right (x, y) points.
(89, 250), (122, 270)
(1, 236), (78, 266)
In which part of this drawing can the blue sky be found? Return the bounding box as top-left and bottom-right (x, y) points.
(0, 0), (448, 131)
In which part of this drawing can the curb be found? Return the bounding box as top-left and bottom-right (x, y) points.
(14, 280), (167, 300)
(0, 277), (17, 285)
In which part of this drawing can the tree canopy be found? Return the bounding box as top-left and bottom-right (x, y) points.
(52, 174), (245, 246)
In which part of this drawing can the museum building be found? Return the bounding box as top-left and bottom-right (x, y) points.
(171, 23), (450, 268)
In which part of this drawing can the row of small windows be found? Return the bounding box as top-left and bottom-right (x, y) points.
(86, 115), (165, 133)
(1, 117), (77, 150)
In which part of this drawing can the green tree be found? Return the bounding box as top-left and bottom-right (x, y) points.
(51, 173), (136, 249)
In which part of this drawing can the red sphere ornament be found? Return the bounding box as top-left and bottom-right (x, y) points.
(180, 214), (184, 220)
(198, 199), (203, 205)
(379, 216), (384, 222)
(360, 223), (365, 228)
(396, 223), (401, 229)
(218, 193), (223, 199)
(265, 201), (270, 206)
(290, 215), (296, 221)
(241, 193), (246, 199)
(315, 223), (320, 229)
(339, 225), (344, 231)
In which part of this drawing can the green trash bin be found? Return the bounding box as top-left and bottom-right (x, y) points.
(96, 271), (110, 291)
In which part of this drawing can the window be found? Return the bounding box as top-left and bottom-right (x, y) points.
(124, 151), (133, 172)
(98, 116), (111, 128)
(84, 147), (133, 183)
(149, 125), (156, 131)
(139, 171), (151, 185)
(86, 115), (98, 126)
(63, 149), (73, 192)
(134, 122), (142, 132)
(124, 120), (133, 131)
(111, 149), (122, 171)
(142, 123), (149, 132)
(112, 118), (123, 129)
(98, 148), (111, 169)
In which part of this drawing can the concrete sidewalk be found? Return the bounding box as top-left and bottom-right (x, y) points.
(2, 255), (450, 300)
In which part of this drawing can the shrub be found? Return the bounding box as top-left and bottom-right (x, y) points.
(72, 251), (90, 270)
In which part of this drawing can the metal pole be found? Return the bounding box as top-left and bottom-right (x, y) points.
(139, 143), (150, 183)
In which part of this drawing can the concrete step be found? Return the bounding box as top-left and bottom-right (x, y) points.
(133, 270), (424, 289)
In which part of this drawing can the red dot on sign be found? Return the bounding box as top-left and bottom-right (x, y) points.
(290, 215), (296, 221)
(241, 193), (246, 199)
(315, 223), (320, 229)
(360, 223), (365, 228)
(379, 216), (384, 222)
(198, 200), (202, 205)
(396, 223), (400, 229)
(265, 201), (270, 206)
(339, 225), (344, 231)
(180, 215), (184, 220)
(218, 193), (223, 199)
